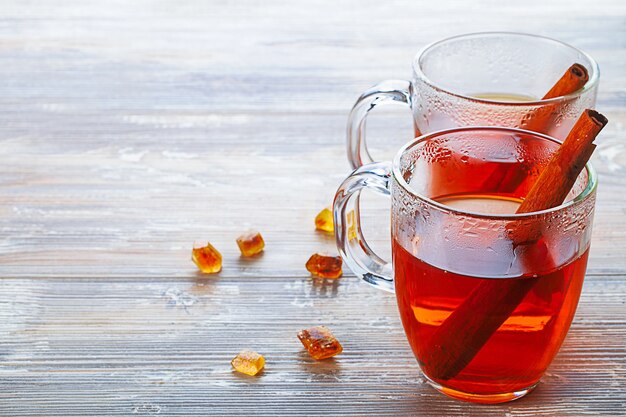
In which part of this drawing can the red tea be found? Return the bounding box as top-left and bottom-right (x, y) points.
(393, 193), (589, 400)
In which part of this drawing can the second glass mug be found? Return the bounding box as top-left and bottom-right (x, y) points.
(347, 32), (599, 168)
(333, 127), (596, 403)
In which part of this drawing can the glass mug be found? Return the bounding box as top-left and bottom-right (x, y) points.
(347, 32), (599, 169)
(333, 127), (596, 403)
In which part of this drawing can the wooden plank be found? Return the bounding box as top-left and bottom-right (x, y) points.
(1, 111), (625, 277)
(0, 275), (625, 416)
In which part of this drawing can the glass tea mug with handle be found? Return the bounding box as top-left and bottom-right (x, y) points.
(347, 32), (599, 169)
(334, 127), (597, 403)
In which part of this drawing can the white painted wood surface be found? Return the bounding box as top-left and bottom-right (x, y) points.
(0, 1), (624, 415)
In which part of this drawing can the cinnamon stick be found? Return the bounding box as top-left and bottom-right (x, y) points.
(482, 64), (589, 192)
(523, 63), (589, 134)
(518, 110), (601, 212)
(542, 63), (589, 101)
(422, 110), (607, 382)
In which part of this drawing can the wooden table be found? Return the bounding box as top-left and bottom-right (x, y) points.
(1, 1), (624, 415)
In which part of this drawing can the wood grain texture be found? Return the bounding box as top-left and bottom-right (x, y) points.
(0, 0), (625, 415)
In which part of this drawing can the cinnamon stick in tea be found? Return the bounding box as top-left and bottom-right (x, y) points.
(482, 64), (589, 192)
(524, 63), (589, 133)
(517, 111), (601, 212)
(542, 64), (589, 102)
(422, 109), (607, 382)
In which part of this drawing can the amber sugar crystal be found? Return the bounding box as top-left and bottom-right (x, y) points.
(192, 243), (222, 274)
(231, 350), (265, 376)
(297, 326), (343, 360)
(346, 209), (357, 241)
(305, 253), (342, 279)
(236, 230), (265, 257)
(315, 207), (334, 233)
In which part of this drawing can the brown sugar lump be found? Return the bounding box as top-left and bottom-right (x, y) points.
(192, 242), (222, 274)
(231, 350), (265, 376)
(315, 207), (334, 233)
(305, 253), (342, 279)
(236, 230), (265, 257)
(297, 326), (343, 360)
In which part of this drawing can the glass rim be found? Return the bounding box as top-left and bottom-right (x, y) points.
(391, 126), (598, 220)
(412, 32), (600, 106)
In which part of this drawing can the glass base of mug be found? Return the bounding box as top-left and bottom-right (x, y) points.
(424, 375), (538, 404)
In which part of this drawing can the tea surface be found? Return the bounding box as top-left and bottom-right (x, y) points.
(472, 92), (537, 102)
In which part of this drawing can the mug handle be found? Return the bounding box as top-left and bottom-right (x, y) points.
(346, 80), (413, 169)
(333, 161), (394, 293)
